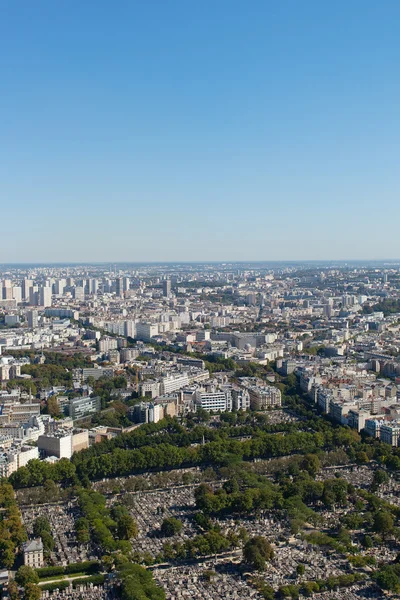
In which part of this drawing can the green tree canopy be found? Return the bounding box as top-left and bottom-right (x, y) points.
(15, 566), (39, 586)
(243, 536), (274, 571)
(160, 518), (183, 538)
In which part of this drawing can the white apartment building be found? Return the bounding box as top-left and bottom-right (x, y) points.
(39, 286), (52, 308)
(380, 422), (400, 447)
(38, 431), (73, 459)
(139, 381), (160, 399)
(160, 373), (190, 395)
(124, 320), (136, 338)
(195, 387), (232, 412)
(149, 403), (163, 423)
(0, 444), (39, 477)
(365, 418), (384, 439)
(99, 337), (118, 353)
(136, 322), (159, 341)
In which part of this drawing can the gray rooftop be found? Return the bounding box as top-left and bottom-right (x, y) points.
(23, 538), (43, 553)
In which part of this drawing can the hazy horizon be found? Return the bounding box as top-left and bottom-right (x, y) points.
(1, 259), (400, 268)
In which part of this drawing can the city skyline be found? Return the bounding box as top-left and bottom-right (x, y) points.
(1, 252), (400, 597)
(3, 3), (400, 597)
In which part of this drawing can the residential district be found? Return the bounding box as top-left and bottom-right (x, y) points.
(2, 262), (400, 599)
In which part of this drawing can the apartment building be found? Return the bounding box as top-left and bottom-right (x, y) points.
(69, 396), (101, 420)
(195, 387), (232, 412)
(73, 367), (114, 382)
(136, 322), (159, 341)
(160, 373), (190, 395)
(246, 384), (282, 410)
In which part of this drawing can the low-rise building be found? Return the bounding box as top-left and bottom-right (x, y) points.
(23, 539), (44, 568)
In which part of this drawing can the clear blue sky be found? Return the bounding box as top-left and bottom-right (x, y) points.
(1, 1), (400, 262)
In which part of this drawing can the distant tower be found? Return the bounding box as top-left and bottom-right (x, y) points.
(116, 278), (123, 297)
(27, 310), (38, 328)
(90, 279), (98, 294)
(162, 279), (171, 297)
(123, 277), (130, 293)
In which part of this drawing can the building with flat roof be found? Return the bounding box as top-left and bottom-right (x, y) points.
(69, 396), (101, 420)
(195, 387), (232, 412)
(37, 428), (89, 458)
(74, 367), (114, 382)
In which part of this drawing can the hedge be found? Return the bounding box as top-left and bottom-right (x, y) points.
(65, 561), (100, 575)
(36, 566), (65, 578)
(36, 561), (100, 579)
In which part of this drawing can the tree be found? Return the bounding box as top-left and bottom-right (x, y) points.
(322, 479), (348, 507)
(15, 566), (39, 586)
(301, 581), (320, 597)
(47, 396), (61, 418)
(75, 518), (91, 544)
(41, 531), (55, 552)
(375, 565), (400, 593)
(33, 517), (51, 538)
(372, 470), (389, 490)
(110, 504), (139, 540)
(32, 516), (54, 552)
(7, 580), (19, 600)
(300, 454), (321, 477)
(363, 534), (373, 549)
(24, 583), (41, 600)
(355, 451), (369, 465)
(43, 480), (60, 499)
(278, 584), (300, 598)
(196, 408), (211, 423)
(254, 579), (275, 599)
(296, 564), (305, 577)
(160, 518), (183, 538)
(118, 562), (166, 600)
(374, 511), (394, 538)
(101, 555), (115, 572)
(117, 515), (138, 540)
(0, 539), (16, 569)
(243, 536), (274, 571)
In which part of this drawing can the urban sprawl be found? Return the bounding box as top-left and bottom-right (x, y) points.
(2, 262), (400, 599)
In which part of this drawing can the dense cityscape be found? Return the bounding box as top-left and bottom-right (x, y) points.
(0, 261), (400, 598)
(3, 0), (400, 598)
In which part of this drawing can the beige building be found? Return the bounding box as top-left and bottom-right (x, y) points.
(0, 401), (41, 425)
(247, 384), (282, 410)
(23, 539), (44, 568)
(71, 429), (89, 453)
